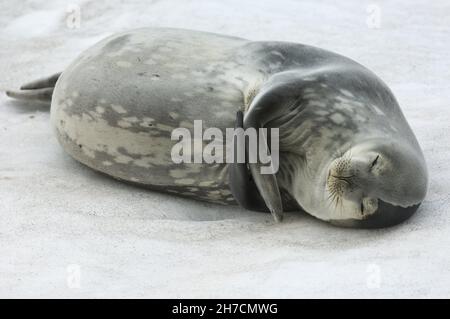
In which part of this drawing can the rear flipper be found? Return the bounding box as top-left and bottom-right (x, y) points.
(5, 72), (61, 104)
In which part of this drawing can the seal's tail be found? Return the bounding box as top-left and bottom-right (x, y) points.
(5, 72), (61, 104)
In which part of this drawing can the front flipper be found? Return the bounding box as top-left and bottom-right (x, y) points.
(229, 72), (314, 222)
(245, 108), (284, 222)
(229, 111), (270, 214)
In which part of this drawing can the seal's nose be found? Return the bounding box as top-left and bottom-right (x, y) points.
(330, 200), (420, 229)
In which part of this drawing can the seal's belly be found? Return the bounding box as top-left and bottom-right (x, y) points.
(50, 28), (257, 204)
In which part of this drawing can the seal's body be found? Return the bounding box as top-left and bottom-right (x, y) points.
(7, 28), (428, 228)
(52, 28), (251, 205)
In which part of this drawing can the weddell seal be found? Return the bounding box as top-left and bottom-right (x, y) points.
(6, 27), (428, 228)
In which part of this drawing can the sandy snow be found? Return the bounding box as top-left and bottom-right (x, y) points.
(0, 0), (449, 298)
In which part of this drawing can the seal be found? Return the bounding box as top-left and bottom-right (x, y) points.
(6, 27), (428, 228)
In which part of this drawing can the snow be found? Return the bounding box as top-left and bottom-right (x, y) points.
(0, 0), (449, 298)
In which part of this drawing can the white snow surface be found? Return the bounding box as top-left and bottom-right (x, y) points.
(0, 0), (449, 298)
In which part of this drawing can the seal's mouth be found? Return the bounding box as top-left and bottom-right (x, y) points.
(329, 200), (420, 229)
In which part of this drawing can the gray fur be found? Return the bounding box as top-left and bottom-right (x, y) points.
(6, 27), (428, 224)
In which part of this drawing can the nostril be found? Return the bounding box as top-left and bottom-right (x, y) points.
(360, 202), (364, 214)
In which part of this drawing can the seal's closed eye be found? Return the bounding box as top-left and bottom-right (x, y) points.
(371, 155), (379, 168)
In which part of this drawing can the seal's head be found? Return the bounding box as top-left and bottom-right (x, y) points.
(229, 70), (428, 228)
(324, 139), (428, 228)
